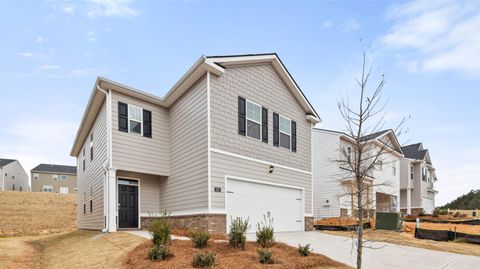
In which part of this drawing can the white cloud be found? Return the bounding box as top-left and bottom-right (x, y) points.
(36, 36), (45, 44)
(39, 64), (60, 70)
(323, 20), (334, 28)
(62, 4), (75, 14)
(71, 69), (88, 77)
(382, 0), (480, 78)
(18, 52), (36, 58)
(87, 31), (96, 42)
(87, 0), (140, 18)
(340, 18), (360, 32)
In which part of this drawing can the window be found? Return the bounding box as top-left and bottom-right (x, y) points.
(82, 147), (85, 172)
(12, 175), (14, 180)
(377, 161), (383, 171)
(90, 133), (94, 161)
(392, 165), (397, 176)
(12, 184), (15, 190)
(59, 187), (69, 194)
(43, 185), (53, 192)
(33, 173), (39, 180)
(347, 147), (352, 162)
(279, 115), (291, 149)
(74, 188), (78, 193)
(246, 100), (261, 140)
(60, 175), (68, 181)
(19, 186), (22, 192)
(128, 104), (143, 135)
(410, 165), (414, 180)
(52, 174), (58, 181)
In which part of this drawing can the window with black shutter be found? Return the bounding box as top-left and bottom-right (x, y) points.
(238, 96), (246, 135)
(118, 102), (128, 132)
(143, 109), (152, 138)
(273, 113), (279, 147)
(90, 133), (94, 161)
(262, 107), (268, 143)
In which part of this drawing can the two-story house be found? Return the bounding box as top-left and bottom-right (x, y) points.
(400, 143), (438, 215)
(70, 54), (320, 233)
(0, 158), (29, 192)
(31, 164), (77, 194)
(312, 129), (403, 219)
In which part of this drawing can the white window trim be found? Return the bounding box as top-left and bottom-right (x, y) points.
(245, 99), (262, 141)
(33, 173), (39, 181)
(60, 175), (68, 181)
(52, 174), (58, 181)
(127, 104), (143, 136)
(43, 185), (53, 192)
(279, 114), (292, 150)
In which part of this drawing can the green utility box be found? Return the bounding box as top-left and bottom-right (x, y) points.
(376, 212), (403, 231)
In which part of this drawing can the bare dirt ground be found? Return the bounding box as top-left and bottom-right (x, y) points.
(0, 191), (76, 236)
(403, 220), (480, 235)
(0, 231), (147, 269)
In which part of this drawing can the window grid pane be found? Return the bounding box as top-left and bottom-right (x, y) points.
(279, 116), (291, 134)
(246, 101), (261, 123)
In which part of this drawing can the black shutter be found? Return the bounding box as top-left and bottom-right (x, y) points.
(291, 121), (297, 152)
(262, 107), (268, 143)
(273, 112), (279, 147)
(238, 96), (246, 136)
(118, 102), (128, 132)
(143, 109), (152, 138)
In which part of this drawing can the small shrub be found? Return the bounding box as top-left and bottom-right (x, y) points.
(148, 211), (171, 246)
(298, 243), (312, 257)
(256, 212), (275, 248)
(418, 210), (425, 217)
(192, 251), (216, 268)
(257, 249), (274, 264)
(228, 217), (250, 250)
(453, 211), (460, 218)
(188, 230), (211, 248)
(148, 244), (173, 261)
(459, 213), (467, 218)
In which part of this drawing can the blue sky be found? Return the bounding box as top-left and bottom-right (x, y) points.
(0, 0), (479, 205)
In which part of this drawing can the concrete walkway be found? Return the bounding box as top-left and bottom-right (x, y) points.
(249, 231), (480, 269)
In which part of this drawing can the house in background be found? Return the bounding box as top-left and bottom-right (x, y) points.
(0, 158), (29, 192)
(31, 164), (77, 194)
(400, 143), (438, 215)
(70, 53), (320, 233)
(312, 129), (403, 219)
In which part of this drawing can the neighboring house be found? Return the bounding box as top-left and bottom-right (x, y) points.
(312, 129), (403, 219)
(31, 164), (77, 194)
(70, 53), (321, 233)
(0, 158), (29, 192)
(399, 143), (438, 215)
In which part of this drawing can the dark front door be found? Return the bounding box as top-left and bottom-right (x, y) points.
(118, 183), (138, 228)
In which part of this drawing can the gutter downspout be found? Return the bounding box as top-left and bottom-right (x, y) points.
(96, 84), (112, 232)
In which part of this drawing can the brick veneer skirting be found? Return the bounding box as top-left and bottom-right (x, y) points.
(141, 214), (227, 234)
(305, 217), (314, 231)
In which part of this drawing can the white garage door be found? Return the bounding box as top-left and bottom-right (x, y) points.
(226, 178), (304, 233)
(423, 198), (434, 214)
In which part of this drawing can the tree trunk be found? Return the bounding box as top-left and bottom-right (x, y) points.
(356, 181), (363, 269)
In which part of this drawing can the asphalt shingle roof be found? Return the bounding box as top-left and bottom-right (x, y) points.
(359, 130), (390, 142)
(31, 164), (77, 174)
(0, 158), (16, 168)
(401, 143), (428, 160)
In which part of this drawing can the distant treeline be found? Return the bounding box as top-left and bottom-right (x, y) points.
(440, 189), (480, 210)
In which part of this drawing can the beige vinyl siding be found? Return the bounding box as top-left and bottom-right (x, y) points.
(116, 170), (164, 214)
(1, 161), (29, 192)
(159, 76), (208, 212)
(76, 101), (107, 230)
(312, 130), (343, 219)
(211, 151), (312, 214)
(31, 172), (77, 193)
(111, 91), (170, 176)
(210, 64), (311, 172)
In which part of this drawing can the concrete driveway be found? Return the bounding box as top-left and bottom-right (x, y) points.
(248, 231), (480, 269)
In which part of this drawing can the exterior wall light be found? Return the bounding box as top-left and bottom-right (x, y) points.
(269, 165), (274, 174)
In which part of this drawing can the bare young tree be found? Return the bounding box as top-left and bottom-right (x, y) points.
(336, 53), (406, 269)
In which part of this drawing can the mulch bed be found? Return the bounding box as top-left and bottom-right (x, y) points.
(126, 240), (346, 269)
(171, 229), (227, 240)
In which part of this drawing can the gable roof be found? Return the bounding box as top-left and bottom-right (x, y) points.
(31, 164), (77, 174)
(0, 158), (16, 168)
(402, 143), (431, 163)
(359, 130), (390, 142)
(71, 53), (321, 156)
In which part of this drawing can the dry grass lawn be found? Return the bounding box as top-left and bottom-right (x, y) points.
(126, 240), (350, 269)
(0, 231), (147, 269)
(322, 227), (480, 257)
(0, 191), (77, 236)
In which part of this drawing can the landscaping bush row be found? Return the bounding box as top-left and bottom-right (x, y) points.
(146, 211), (313, 267)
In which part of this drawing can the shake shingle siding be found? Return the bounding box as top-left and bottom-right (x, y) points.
(160, 76), (208, 212)
(77, 102), (107, 230)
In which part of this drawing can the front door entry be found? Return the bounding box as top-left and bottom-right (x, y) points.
(118, 181), (138, 228)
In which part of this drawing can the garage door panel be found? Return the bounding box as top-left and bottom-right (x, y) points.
(226, 178), (303, 233)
